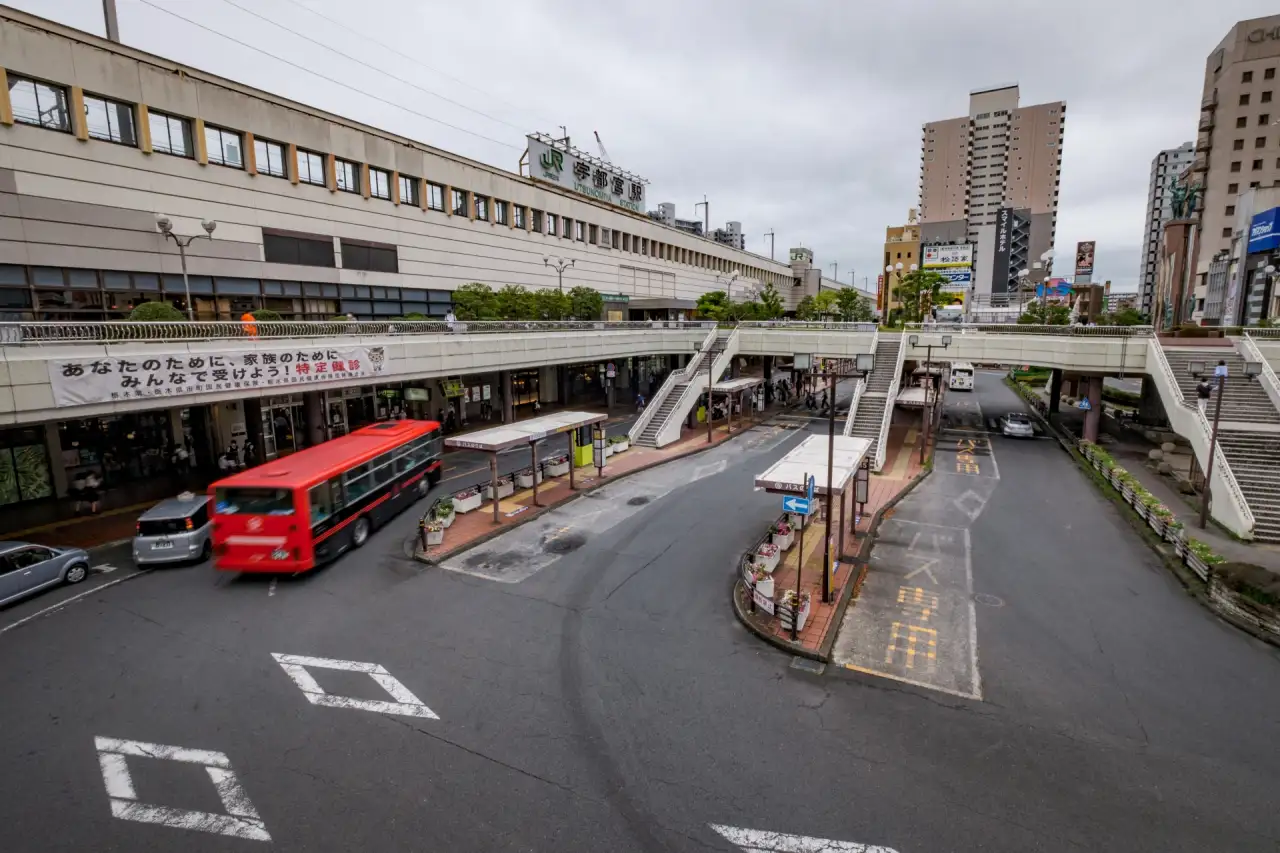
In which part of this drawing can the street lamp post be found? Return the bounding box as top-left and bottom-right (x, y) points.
(156, 215), (216, 321)
(543, 256), (574, 293)
(1188, 358), (1261, 528)
(909, 334), (951, 463)
(818, 351), (875, 603)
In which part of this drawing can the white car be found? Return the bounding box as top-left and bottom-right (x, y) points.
(1001, 413), (1035, 438)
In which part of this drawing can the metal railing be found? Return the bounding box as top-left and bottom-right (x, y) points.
(0, 319), (715, 346)
(1240, 332), (1280, 420)
(737, 320), (878, 332)
(874, 335), (908, 471)
(842, 328), (876, 438)
(1240, 327), (1280, 339)
(654, 327), (741, 447)
(627, 324), (722, 444)
(903, 323), (1155, 337)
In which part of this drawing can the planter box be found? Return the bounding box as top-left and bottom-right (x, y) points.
(425, 529), (444, 546)
(789, 512), (812, 529)
(772, 530), (795, 551)
(611, 440), (630, 453)
(544, 461), (570, 477)
(1148, 514), (1167, 535)
(454, 492), (483, 514)
(755, 576), (774, 599)
(516, 470), (543, 489)
(603, 445), (614, 458)
(485, 481), (514, 500)
(755, 548), (779, 573)
(779, 599), (811, 632)
(437, 510), (455, 529)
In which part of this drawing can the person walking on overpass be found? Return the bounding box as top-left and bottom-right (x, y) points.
(1196, 375), (1212, 414)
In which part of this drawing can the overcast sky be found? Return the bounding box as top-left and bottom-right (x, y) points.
(17, 0), (1280, 293)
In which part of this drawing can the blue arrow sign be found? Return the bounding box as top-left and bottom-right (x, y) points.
(782, 496), (812, 515)
(806, 475), (815, 502)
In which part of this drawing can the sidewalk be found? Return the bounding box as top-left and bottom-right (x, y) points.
(736, 424), (928, 656)
(415, 413), (771, 562)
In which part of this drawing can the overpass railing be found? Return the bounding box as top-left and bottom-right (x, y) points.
(903, 323), (1154, 337)
(0, 319), (715, 346)
(737, 321), (878, 332)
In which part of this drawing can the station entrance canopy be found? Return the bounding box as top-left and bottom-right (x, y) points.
(754, 434), (872, 496)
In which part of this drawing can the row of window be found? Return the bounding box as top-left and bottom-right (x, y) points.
(6, 71), (782, 289)
(261, 232), (397, 273)
(1241, 68), (1278, 83)
(1227, 158), (1280, 172)
(1232, 113), (1272, 128)
(1232, 136), (1274, 150)
(1239, 91), (1275, 106)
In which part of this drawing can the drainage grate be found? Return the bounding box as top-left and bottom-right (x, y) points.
(789, 657), (826, 675)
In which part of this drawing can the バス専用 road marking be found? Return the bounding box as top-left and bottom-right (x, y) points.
(271, 653), (439, 719)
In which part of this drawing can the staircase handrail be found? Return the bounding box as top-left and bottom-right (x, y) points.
(874, 335), (907, 471)
(628, 348), (709, 443)
(1146, 339), (1254, 536)
(653, 328), (741, 447)
(844, 328), (877, 437)
(1240, 332), (1280, 417)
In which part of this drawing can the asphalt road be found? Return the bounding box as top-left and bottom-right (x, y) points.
(1, 376), (1278, 852)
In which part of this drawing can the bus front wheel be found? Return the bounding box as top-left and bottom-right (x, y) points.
(352, 516), (371, 548)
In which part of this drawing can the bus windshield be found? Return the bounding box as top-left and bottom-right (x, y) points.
(215, 488), (296, 515)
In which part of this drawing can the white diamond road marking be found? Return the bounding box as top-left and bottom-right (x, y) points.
(271, 653), (440, 719)
(709, 823), (898, 852)
(93, 737), (270, 842)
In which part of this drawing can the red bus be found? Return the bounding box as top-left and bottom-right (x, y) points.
(211, 420), (443, 573)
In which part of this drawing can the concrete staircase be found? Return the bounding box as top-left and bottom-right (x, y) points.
(632, 328), (736, 448)
(1160, 348), (1280, 425)
(1214, 431), (1280, 542)
(846, 335), (903, 464)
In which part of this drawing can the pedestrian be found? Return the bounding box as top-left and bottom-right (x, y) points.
(84, 470), (102, 514)
(1214, 359), (1228, 387)
(636, 392), (646, 411)
(241, 311), (258, 338)
(1196, 376), (1212, 414)
(70, 469), (87, 514)
(533, 399), (541, 414)
(445, 309), (457, 333)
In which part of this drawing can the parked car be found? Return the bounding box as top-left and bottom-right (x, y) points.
(0, 541), (90, 607)
(1001, 412), (1035, 439)
(133, 493), (213, 566)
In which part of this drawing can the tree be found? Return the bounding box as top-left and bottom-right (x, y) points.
(494, 284), (534, 320)
(398, 312), (428, 320)
(813, 290), (840, 318)
(1018, 301), (1071, 325)
(835, 287), (873, 322)
(891, 269), (948, 323)
(795, 295), (818, 320)
(128, 301), (185, 322)
(757, 283), (785, 319)
(1107, 307), (1145, 326)
(532, 288), (572, 320)
(568, 286), (603, 321)
(696, 290), (731, 321)
(249, 308), (282, 322)
(452, 282), (497, 320)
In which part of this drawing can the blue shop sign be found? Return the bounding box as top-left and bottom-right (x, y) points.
(1248, 207), (1280, 254)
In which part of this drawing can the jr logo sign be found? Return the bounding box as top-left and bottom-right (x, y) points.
(539, 148), (563, 174)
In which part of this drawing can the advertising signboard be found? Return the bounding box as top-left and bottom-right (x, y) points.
(922, 244), (974, 268)
(992, 208), (1013, 294)
(527, 134), (647, 213)
(1074, 241), (1096, 279)
(1248, 207), (1280, 254)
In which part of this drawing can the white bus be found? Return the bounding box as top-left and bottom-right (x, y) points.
(949, 362), (975, 391)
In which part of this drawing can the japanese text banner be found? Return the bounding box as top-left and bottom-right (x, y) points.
(48, 345), (390, 407)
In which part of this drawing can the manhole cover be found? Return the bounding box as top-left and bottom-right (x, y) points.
(543, 532), (587, 554)
(790, 657), (826, 675)
(627, 496), (651, 506)
(974, 592), (1004, 607)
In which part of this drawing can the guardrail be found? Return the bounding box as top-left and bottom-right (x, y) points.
(842, 328), (876, 438)
(1241, 332), (1280, 416)
(1242, 327), (1280, 339)
(874, 335), (907, 471)
(903, 323), (1155, 337)
(654, 327), (741, 447)
(0, 319), (716, 345)
(737, 321), (878, 332)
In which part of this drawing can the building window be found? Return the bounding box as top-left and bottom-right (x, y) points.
(451, 188), (467, 216)
(1259, 136), (1269, 148)
(1231, 161), (1242, 172)
(1241, 94), (1251, 106)
(341, 239), (398, 273)
(1223, 227), (1233, 238)
(494, 200), (508, 225)
(1235, 139), (1245, 150)
(1227, 205), (1236, 216)
(1252, 181), (1262, 188)
(575, 220), (585, 242)
(83, 93), (136, 145)
(1238, 116), (1249, 128)
(1261, 113), (1271, 125)
(474, 194), (489, 221)
(148, 110), (193, 158)
(426, 183), (444, 211)
(531, 209), (543, 233)
(254, 137), (287, 178)
(297, 149), (326, 186)
(263, 231), (335, 267)
(8, 75), (70, 131)
(513, 205), (525, 229)
(546, 213), (558, 235)
(398, 174), (419, 206)
(1253, 159), (1264, 170)
(561, 217), (571, 239)
(367, 167), (391, 200)
(1229, 182), (1239, 193)
(1244, 71), (1254, 83)
(334, 158), (359, 193)
(589, 224), (598, 245)
(1265, 91), (1274, 104)
(204, 125), (243, 168)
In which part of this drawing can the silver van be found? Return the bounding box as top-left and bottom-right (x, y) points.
(132, 493), (212, 565)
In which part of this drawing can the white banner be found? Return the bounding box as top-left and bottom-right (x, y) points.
(923, 244), (973, 268)
(49, 345), (390, 407)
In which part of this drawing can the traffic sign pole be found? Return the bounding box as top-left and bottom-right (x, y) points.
(793, 470), (806, 641)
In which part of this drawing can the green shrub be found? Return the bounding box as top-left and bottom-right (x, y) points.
(1213, 561), (1280, 607)
(1187, 537), (1225, 565)
(128, 301), (186, 322)
(250, 309), (283, 322)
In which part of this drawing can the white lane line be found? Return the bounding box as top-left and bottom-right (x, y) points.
(709, 822), (899, 852)
(964, 527), (983, 701)
(268, 578), (277, 597)
(0, 571), (151, 637)
(94, 736), (231, 767)
(272, 653), (383, 673)
(97, 752), (136, 800)
(271, 652), (440, 719)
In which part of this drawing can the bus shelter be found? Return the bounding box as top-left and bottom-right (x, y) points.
(754, 434), (873, 599)
(709, 376), (764, 434)
(445, 411), (607, 522)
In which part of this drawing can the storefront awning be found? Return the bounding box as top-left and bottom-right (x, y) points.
(754, 435), (872, 496)
(444, 411), (608, 452)
(710, 377), (764, 394)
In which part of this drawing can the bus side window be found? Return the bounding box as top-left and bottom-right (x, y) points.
(371, 452), (396, 487)
(345, 463), (373, 502)
(330, 477), (346, 513)
(309, 483), (333, 525)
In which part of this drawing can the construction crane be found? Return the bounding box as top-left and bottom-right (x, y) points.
(593, 130), (611, 163)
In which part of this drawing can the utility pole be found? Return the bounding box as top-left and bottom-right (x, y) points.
(829, 262), (838, 283)
(764, 230), (775, 260)
(102, 0), (120, 41)
(694, 195), (709, 237)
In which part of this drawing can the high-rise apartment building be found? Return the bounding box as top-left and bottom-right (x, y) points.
(919, 84), (1066, 302)
(1191, 15), (1280, 320)
(1140, 143), (1196, 315)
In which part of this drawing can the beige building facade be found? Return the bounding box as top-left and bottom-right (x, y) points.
(881, 211), (921, 319)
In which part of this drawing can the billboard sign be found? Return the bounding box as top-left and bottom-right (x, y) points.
(1074, 241), (1096, 279)
(938, 268), (972, 286)
(922, 244), (973, 268)
(992, 207), (1013, 294)
(1248, 207), (1280, 254)
(527, 134), (647, 213)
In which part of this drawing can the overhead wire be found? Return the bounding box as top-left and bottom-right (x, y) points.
(135, 0), (521, 151)
(276, 0), (555, 131)
(214, 0), (531, 134)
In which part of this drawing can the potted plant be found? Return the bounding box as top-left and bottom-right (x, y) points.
(424, 519), (444, 546)
(778, 589), (811, 632)
(515, 466), (543, 489)
(609, 435), (630, 454)
(752, 566), (774, 599)
(543, 454), (570, 477)
(755, 542), (780, 573)
(485, 476), (514, 500)
(771, 521), (794, 551)
(453, 486), (483, 514)
(789, 511), (811, 530)
(435, 498), (455, 528)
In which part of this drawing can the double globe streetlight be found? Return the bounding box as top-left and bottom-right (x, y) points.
(156, 215), (216, 321)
